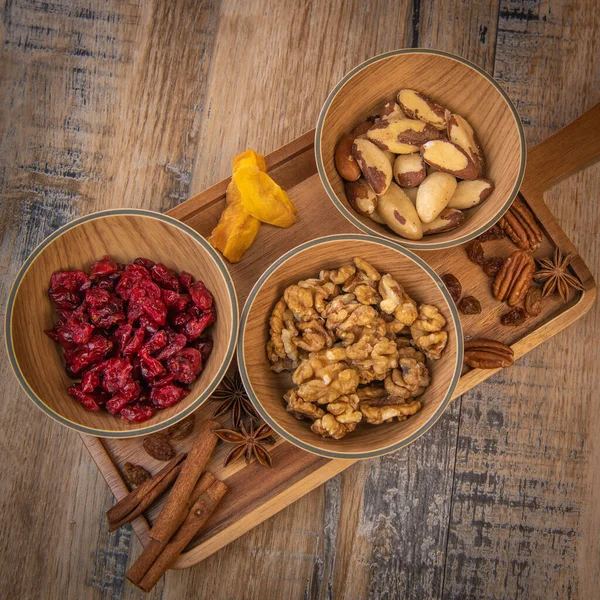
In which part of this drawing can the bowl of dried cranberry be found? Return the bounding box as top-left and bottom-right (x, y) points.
(5, 209), (238, 437)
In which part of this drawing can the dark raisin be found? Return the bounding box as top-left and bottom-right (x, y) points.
(465, 240), (485, 265)
(524, 286), (543, 317)
(458, 296), (482, 314)
(476, 224), (505, 241)
(165, 414), (195, 441)
(441, 274), (462, 303)
(143, 433), (175, 461)
(500, 307), (527, 326)
(483, 257), (504, 277)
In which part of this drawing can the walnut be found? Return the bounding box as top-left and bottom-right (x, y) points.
(268, 297), (288, 359)
(323, 293), (360, 328)
(284, 284), (318, 321)
(320, 264), (356, 285)
(294, 319), (335, 352)
(354, 284), (381, 305)
(384, 359), (430, 398)
(353, 257), (381, 282)
(297, 367), (360, 404)
(292, 349), (343, 385)
(334, 304), (379, 344)
(410, 304), (448, 360)
(348, 337), (398, 384)
(359, 399), (422, 424)
(284, 389), (325, 420)
(378, 274), (418, 326)
(267, 341), (298, 373)
(311, 394), (362, 439)
(355, 386), (388, 402)
(397, 343), (425, 363)
(297, 278), (339, 313)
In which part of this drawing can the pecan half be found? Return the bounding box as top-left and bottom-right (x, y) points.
(498, 198), (542, 252)
(492, 250), (535, 306)
(464, 338), (514, 369)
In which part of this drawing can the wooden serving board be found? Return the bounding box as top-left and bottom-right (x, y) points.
(81, 104), (599, 569)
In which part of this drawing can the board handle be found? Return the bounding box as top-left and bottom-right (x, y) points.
(522, 102), (600, 194)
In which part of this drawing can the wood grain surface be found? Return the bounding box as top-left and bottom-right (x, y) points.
(0, 1), (598, 599)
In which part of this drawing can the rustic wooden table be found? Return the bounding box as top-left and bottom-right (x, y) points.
(1, 2), (599, 599)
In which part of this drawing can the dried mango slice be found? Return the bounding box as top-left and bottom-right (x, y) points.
(232, 165), (297, 228)
(208, 181), (260, 263)
(232, 149), (267, 174)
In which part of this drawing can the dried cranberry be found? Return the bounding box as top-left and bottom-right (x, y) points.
(48, 290), (81, 310)
(141, 297), (167, 326)
(106, 392), (133, 415)
(85, 288), (111, 309)
(189, 281), (213, 311)
(56, 317), (93, 348)
(68, 335), (113, 373)
(166, 348), (203, 384)
(151, 373), (175, 388)
(101, 358), (134, 394)
(191, 337), (213, 363)
(68, 385), (108, 412)
(143, 330), (168, 355)
(172, 312), (191, 328)
(112, 324), (133, 354)
(123, 328), (145, 356)
(182, 307), (216, 341)
(139, 348), (166, 380)
(134, 257), (155, 270)
(88, 299), (126, 329)
(120, 403), (155, 422)
(179, 271), (194, 290)
(139, 315), (160, 334)
(89, 255), (118, 279)
(162, 289), (190, 313)
(151, 263), (180, 291)
(155, 332), (187, 361)
(50, 270), (90, 294)
(81, 367), (101, 393)
(115, 264), (151, 300)
(127, 286), (148, 324)
(150, 384), (190, 409)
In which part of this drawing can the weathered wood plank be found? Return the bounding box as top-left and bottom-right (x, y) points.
(440, 1), (600, 598)
(0, 0), (599, 599)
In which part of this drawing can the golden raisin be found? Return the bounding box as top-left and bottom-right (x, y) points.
(500, 307), (527, 326)
(524, 286), (543, 317)
(458, 296), (482, 315)
(165, 413), (195, 441)
(123, 462), (151, 487)
(465, 240), (485, 265)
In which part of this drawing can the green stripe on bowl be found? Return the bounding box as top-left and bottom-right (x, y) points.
(5, 208), (238, 438)
(315, 48), (526, 251)
(237, 233), (464, 460)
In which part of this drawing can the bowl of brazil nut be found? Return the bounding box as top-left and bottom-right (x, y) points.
(238, 234), (463, 459)
(315, 49), (526, 251)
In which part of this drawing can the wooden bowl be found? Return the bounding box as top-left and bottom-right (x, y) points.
(315, 49), (526, 251)
(5, 209), (238, 438)
(238, 234), (463, 459)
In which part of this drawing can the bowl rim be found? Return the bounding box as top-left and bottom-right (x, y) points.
(5, 208), (239, 438)
(237, 233), (464, 459)
(314, 48), (527, 251)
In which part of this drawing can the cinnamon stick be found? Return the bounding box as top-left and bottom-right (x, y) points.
(107, 454), (185, 531)
(138, 480), (228, 592)
(149, 419), (219, 544)
(126, 471), (216, 585)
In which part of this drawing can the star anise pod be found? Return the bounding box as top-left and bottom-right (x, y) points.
(214, 420), (274, 468)
(534, 247), (584, 303)
(211, 370), (258, 428)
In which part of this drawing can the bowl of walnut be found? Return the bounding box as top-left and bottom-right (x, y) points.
(315, 49), (525, 251)
(238, 234), (463, 459)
